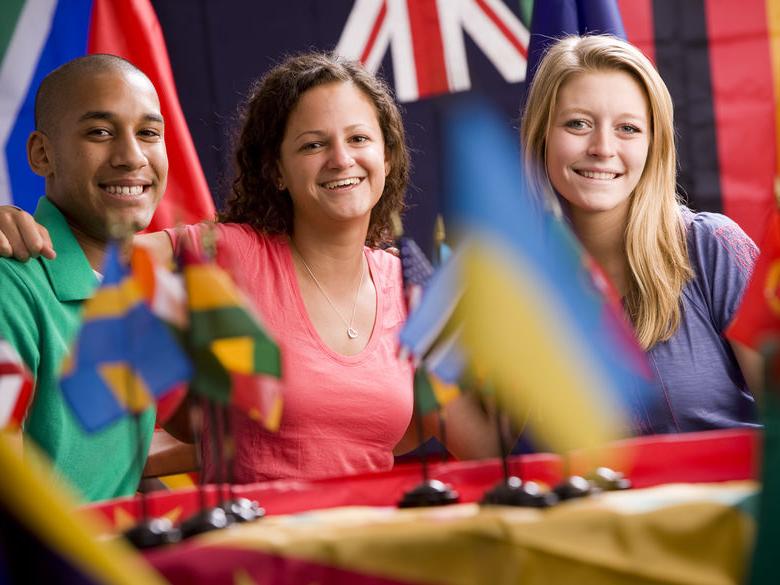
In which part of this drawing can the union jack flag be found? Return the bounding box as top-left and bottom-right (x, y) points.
(336, 0), (529, 102)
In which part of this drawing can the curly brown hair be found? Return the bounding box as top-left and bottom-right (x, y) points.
(219, 52), (409, 247)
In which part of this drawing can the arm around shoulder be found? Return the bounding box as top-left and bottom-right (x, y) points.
(135, 231), (175, 267)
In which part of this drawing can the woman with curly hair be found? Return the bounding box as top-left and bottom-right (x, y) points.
(162, 52), (417, 483)
(521, 35), (762, 432)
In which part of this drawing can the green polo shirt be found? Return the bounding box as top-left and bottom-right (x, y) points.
(0, 197), (154, 502)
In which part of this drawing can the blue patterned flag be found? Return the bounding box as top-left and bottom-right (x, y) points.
(60, 243), (192, 433)
(525, 0), (625, 86)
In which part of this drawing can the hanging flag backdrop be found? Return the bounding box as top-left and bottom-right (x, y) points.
(0, 0), (215, 231)
(1, 0), (776, 247)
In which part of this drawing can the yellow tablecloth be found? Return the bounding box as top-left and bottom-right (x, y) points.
(148, 480), (757, 585)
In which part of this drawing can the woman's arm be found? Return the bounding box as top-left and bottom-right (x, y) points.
(0, 206), (55, 260)
(0, 204), (175, 265)
(135, 231), (175, 266)
(731, 340), (765, 396)
(394, 393), (501, 460)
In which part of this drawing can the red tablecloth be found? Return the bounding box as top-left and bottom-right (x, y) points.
(84, 428), (759, 530)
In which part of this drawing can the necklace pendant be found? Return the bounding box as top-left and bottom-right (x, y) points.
(347, 327), (358, 339)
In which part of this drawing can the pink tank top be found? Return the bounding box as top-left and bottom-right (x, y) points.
(167, 223), (414, 483)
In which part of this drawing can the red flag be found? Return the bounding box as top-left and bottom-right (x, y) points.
(0, 340), (34, 431)
(87, 0), (216, 231)
(727, 210), (780, 352)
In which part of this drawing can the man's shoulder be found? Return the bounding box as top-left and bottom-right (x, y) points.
(0, 256), (48, 291)
(0, 257), (58, 326)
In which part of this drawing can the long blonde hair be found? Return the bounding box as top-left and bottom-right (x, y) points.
(521, 35), (692, 349)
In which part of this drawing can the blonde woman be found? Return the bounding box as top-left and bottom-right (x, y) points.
(521, 34), (761, 432)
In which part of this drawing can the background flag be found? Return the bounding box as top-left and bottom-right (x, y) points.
(0, 339), (34, 432)
(60, 243), (192, 433)
(525, 0), (625, 87)
(0, 0), (214, 231)
(4, 2), (774, 246)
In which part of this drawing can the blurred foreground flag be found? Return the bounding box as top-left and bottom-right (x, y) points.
(398, 233), (461, 414)
(60, 243), (192, 432)
(438, 99), (657, 452)
(0, 339), (33, 431)
(130, 244), (189, 423)
(400, 247), (467, 387)
(0, 434), (168, 585)
(727, 208), (780, 358)
(182, 236), (283, 431)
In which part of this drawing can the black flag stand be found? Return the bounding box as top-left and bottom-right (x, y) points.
(218, 404), (264, 523)
(109, 232), (180, 549)
(180, 398), (231, 539)
(551, 454), (593, 501)
(481, 407), (556, 508)
(123, 413), (182, 548)
(398, 403), (459, 508)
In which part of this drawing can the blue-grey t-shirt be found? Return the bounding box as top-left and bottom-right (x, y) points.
(647, 208), (760, 432)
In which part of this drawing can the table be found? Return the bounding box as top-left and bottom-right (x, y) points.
(85, 429), (760, 585)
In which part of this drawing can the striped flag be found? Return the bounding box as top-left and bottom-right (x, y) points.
(60, 243), (192, 433)
(398, 235), (433, 313)
(0, 0), (214, 230)
(181, 237), (283, 431)
(0, 339), (34, 431)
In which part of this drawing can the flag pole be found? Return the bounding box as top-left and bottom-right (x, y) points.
(395, 214), (459, 508)
(219, 404), (265, 522)
(432, 215), (451, 464)
(179, 227), (234, 539)
(480, 382), (556, 508)
(110, 226), (180, 548)
(180, 397), (231, 539)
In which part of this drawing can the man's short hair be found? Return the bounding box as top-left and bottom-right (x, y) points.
(34, 54), (148, 135)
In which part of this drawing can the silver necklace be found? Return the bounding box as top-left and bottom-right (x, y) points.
(294, 247), (366, 339)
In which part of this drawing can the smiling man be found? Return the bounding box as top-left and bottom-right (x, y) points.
(0, 54), (167, 501)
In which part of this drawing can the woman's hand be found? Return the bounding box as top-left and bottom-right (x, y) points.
(0, 206), (55, 261)
(731, 340), (764, 397)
